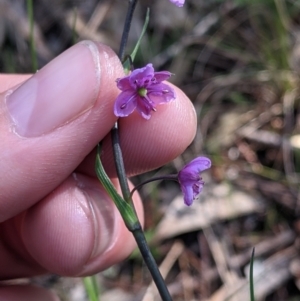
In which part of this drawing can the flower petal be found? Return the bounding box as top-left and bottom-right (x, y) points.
(181, 157), (211, 175)
(193, 181), (204, 198)
(154, 71), (172, 83)
(169, 0), (185, 7)
(177, 156), (211, 206)
(114, 91), (137, 117)
(180, 184), (194, 206)
(117, 76), (133, 91)
(135, 96), (153, 119)
(114, 64), (175, 119)
(148, 83), (176, 104)
(130, 64), (154, 88)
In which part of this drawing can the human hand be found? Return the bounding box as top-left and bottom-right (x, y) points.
(0, 41), (196, 300)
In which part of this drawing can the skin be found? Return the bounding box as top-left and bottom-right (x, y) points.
(0, 42), (196, 300)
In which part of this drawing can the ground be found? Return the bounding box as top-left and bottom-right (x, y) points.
(1, 0), (300, 300)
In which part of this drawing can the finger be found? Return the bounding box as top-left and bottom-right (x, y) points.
(79, 84), (197, 177)
(0, 285), (59, 301)
(111, 83), (197, 176)
(0, 41), (123, 222)
(0, 72), (196, 179)
(0, 74), (31, 93)
(0, 175), (143, 278)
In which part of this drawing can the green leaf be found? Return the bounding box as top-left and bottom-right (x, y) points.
(26, 0), (38, 72)
(95, 144), (138, 230)
(250, 248), (256, 301)
(83, 276), (100, 301)
(123, 8), (150, 74)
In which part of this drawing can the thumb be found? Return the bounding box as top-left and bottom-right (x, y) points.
(0, 41), (123, 222)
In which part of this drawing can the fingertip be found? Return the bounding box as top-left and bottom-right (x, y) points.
(21, 175), (143, 276)
(78, 180), (144, 275)
(0, 285), (59, 301)
(0, 41), (124, 222)
(102, 83), (197, 176)
(22, 176), (96, 275)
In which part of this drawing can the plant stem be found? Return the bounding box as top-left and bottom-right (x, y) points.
(118, 0), (139, 61)
(26, 0), (38, 72)
(132, 224), (172, 301)
(111, 125), (173, 300)
(130, 174), (178, 198)
(112, 0), (139, 202)
(83, 276), (100, 301)
(110, 1), (173, 300)
(111, 122), (131, 202)
(250, 248), (255, 301)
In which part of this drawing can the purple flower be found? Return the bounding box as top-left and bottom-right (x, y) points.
(169, 0), (185, 7)
(114, 64), (176, 120)
(178, 157), (211, 206)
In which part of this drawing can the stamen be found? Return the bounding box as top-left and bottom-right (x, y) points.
(162, 89), (169, 93)
(138, 87), (148, 97)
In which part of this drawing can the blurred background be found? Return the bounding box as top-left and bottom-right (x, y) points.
(1, 0), (300, 300)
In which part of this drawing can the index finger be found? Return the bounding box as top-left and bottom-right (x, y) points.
(78, 83), (197, 178)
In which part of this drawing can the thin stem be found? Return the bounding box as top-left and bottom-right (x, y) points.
(111, 1), (173, 300)
(26, 0), (38, 72)
(112, 0), (139, 202)
(132, 225), (172, 301)
(118, 0), (139, 61)
(83, 276), (100, 301)
(130, 174), (178, 198)
(71, 7), (78, 45)
(250, 248), (256, 301)
(111, 122), (131, 202)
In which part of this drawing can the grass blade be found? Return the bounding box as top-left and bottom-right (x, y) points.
(250, 248), (255, 301)
(83, 276), (100, 301)
(26, 0), (38, 72)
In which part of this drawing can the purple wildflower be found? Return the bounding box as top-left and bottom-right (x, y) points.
(169, 0), (185, 7)
(114, 63), (176, 120)
(178, 157), (211, 206)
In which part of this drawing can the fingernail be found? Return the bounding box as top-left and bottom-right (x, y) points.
(6, 41), (101, 137)
(74, 174), (117, 258)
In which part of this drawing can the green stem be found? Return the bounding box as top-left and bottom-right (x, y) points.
(250, 248), (255, 301)
(130, 174), (178, 198)
(95, 145), (138, 229)
(83, 276), (100, 301)
(109, 0), (173, 300)
(111, 122), (131, 203)
(132, 225), (172, 301)
(112, 0), (140, 202)
(26, 0), (38, 72)
(118, 0), (139, 61)
(95, 146), (173, 300)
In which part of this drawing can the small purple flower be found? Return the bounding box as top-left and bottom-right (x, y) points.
(169, 0), (185, 7)
(178, 157), (211, 206)
(114, 63), (176, 120)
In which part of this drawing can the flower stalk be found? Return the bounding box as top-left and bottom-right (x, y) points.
(111, 123), (131, 203)
(118, 0), (139, 61)
(95, 146), (172, 300)
(131, 227), (173, 301)
(130, 174), (178, 198)
(107, 1), (173, 300)
(95, 144), (138, 229)
(93, 0), (202, 301)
